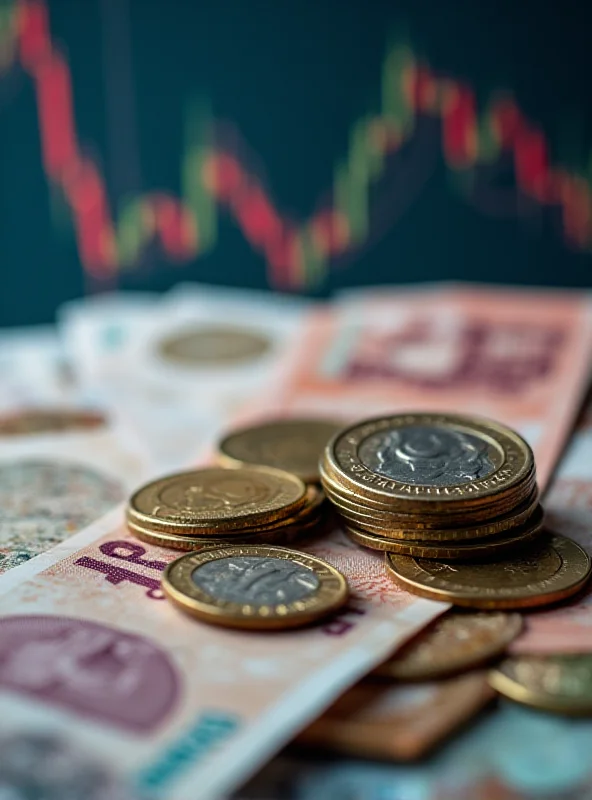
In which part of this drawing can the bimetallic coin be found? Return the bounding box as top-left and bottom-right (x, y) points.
(385, 533), (592, 609)
(162, 545), (348, 629)
(158, 325), (270, 366)
(324, 413), (533, 510)
(218, 419), (344, 483)
(375, 611), (523, 681)
(490, 655), (592, 715)
(128, 466), (307, 533)
(321, 462), (537, 525)
(347, 506), (543, 559)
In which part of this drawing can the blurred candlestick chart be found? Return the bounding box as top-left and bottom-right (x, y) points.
(0, 0), (591, 289)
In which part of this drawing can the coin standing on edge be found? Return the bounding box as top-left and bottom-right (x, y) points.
(218, 419), (344, 483)
(490, 655), (592, 715)
(375, 611), (523, 681)
(162, 545), (349, 629)
(385, 533), (592, 610)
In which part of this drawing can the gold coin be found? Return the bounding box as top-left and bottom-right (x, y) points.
(330, 489), (540, 542)
(490, 655), (592, 715)
(162, 545), (348, 629)
(347, 506), (544, 559)
(128, 466), (307, 533)
(128, 486), (328, 549)
(127, 516), (321, 549)
(384, 533), (592, 609)
(375, 611), (523, 681)
(218, 418), (344, 483)
(323, 413), (533, 511)
(158, 325), (270, 365)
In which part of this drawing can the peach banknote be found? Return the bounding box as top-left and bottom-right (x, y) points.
(0, 508), (445, 799)
(253, 284), (592, 490)
(513, 399), (592, 652)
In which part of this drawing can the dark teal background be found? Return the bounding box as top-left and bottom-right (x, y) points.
(1, 0), (591, 326)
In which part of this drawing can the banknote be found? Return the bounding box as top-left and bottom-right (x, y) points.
(59, 286), (311, 469)
(0, 510), (445, 800)
(0, 408), (152, 575)
(512, 397), (592, 653)
(296, 672), (494, 761)
(238, 701), (592, 800)
(255, 283), (592, 490)
(0, 325), (72, 409)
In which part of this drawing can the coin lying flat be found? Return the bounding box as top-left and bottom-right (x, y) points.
(128, 466), (307, 533)
(490, 655), (592, 715)
(158, 325), (270, 365)
(385, 533), (592, 609)
(218, 419), (344, 483)
(128, 488), (327, 549)
(348, 505), (544, 559)
(162, 545), (348, 629)
(323, 413), (534, 511)
(375, 611), (523, 681)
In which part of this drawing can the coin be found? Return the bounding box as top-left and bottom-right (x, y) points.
(490, 655), (592, 715)
(0, 409), (106, 436)
(384, 533), (592, 609)
(321, 460), (537, 522)
(323, 413), (533, 511)
(218, 419), (344, 483)
(128, 466), (307, 533)
(158, 325), (271, 365)
(347, 506), (544, 559)
(331, 490), (540, 542)
(375, 611), (523, 681)
(128, 486), (327, 549)
(162, 545), (348, 629)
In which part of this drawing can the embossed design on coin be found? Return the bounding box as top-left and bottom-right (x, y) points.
(0, 460), (123, 574)
(192, 556), (320, 605)
(358, 425), (496, 486)
(163, 545), (349, 629)
(158, 325), (270, 365)
(375, 612), (523, 681)
(385, 533), (592, 609)
(490, 655), (592, 714)
(129, 466), (306, 529)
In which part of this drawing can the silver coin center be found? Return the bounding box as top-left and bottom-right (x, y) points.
(358, 425), (496, 486)
(191, 556), (320, 605)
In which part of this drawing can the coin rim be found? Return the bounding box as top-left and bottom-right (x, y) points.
(384, 533), (592, 609)
(162, 544), (349, 629)
(489, 656), (592, 715)
(348, 506), (544, 559)
(329, 489), (540, 542)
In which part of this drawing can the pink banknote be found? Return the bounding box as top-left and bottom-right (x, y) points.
(512, 401), (592, 652)
(254, 284), (592, 490)
(0, 509), (445, 800)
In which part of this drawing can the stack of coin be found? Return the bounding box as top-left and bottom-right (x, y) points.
(321, 412), (544, 561)
(127, 465), (325, 550)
